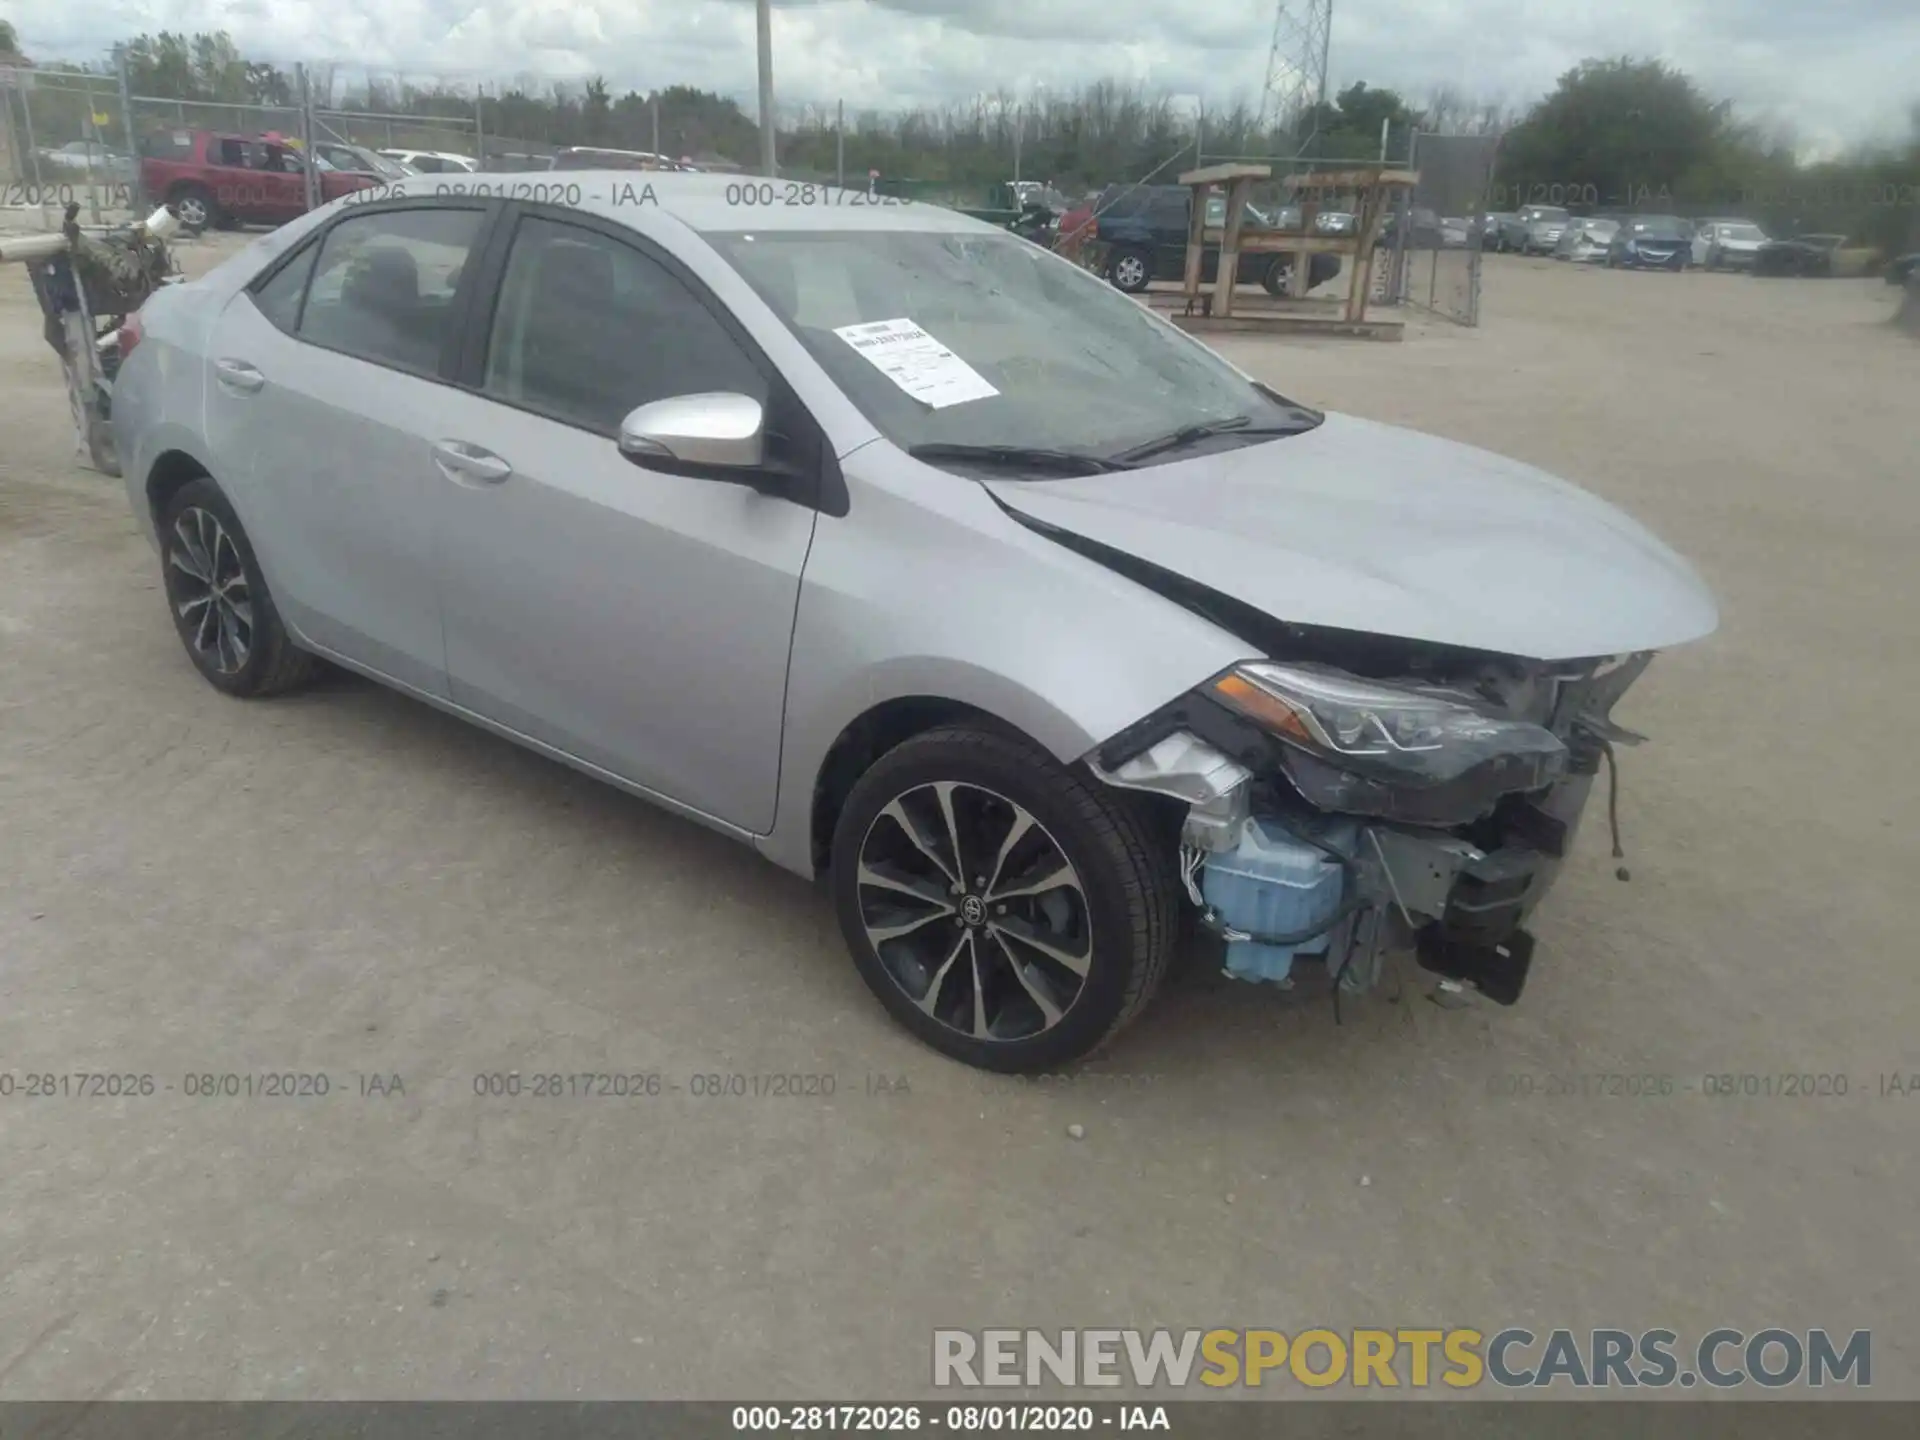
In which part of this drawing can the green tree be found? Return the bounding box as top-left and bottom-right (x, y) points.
(1498, 57), (1720, 208)
(582, 75), (611, 144)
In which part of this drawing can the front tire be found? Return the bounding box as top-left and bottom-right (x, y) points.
(830, 725), (1177, 1073)
(158, 477), (318, 697)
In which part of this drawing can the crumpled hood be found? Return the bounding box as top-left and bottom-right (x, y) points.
(984, 412), (1719, 661)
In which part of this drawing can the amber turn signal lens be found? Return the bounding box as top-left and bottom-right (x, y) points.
(1212, 672), (1314, 744)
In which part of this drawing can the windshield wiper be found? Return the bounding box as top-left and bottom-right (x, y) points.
(907, 443), (1134, 476)
(1110, 413), (1316, 465)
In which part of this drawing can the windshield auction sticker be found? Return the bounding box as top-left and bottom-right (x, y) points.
(833, 317), (999, 410)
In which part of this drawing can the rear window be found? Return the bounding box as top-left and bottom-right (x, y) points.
(141, 130), (197, 160)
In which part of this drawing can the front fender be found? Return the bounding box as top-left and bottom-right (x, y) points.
(755, 462), (1248, 878)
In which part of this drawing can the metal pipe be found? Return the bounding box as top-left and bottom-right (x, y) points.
(296, 65), (318, 210)
(18, 75), (46, 209)
(87, 79), (107, 224)
(756, 0), (777, 177)
(115, 45), (144, 212)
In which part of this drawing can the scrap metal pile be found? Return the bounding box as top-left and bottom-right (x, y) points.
(2, 201), (181, 475)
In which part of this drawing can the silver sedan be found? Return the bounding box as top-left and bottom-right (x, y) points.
(111, 174), (1718, 1070)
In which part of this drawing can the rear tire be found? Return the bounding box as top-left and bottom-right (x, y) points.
(830, 725), (1177, 1073)
(169, 182), (218, 234)
(1107, 247), (1152, 294)
(157, 477), (318, 697)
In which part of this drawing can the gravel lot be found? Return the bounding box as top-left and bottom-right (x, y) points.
(2, 233), (1916, 1400)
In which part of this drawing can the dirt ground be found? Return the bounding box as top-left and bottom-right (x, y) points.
(1, 232), (1917, 1401)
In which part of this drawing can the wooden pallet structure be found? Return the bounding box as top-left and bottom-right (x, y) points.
(1160, 162), (1418, 340)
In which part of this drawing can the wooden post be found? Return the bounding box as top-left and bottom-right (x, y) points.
(1182, 182), (1209, 312)
(1213, 175), (1252, 318)
(1347, 178), (1390, 324)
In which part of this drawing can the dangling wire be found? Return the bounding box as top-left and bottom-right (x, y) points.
(1597, 736), (1630, 881)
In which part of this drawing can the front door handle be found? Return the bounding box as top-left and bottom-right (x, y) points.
(430, 440), (513, 486)
(214, 358), (265, 394)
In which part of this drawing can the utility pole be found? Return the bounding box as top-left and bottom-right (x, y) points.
(835, 98), (844, 190)
(756, 0), (777, 177)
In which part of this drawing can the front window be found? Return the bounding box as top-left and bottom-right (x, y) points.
(1721, 224), (1766, 242)
(701, 228), (1320, 465)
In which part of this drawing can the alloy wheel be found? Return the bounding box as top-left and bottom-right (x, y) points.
(855, 781), (1093, 1044)
(168, 506), (253, 674)
(1112, 254), (1146, 289)
(176, 195), (209, 228)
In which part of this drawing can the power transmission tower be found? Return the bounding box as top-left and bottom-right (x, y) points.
(1257, 0), (1333, 150)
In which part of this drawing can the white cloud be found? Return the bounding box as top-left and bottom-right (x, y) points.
(9, 0), (1918, 150)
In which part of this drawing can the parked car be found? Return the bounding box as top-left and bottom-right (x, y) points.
(310, 142), (413, 179)
(1552, 217), (1619, 263)
(381, 149), (479, 175)
(1885, 251), (1920, 287)
(550, 146), (688, 171)
(110, 175), (1716, 1069)
(1439, 216), (1470, 247)
(1752, 233), (1849, 277)
(36, 139), (140, 185)
(138, 130), (384, 231)
(1087, 184), (1340, 296)
(1517, 206), (1572, 255)
(1380, 206), (1444, 251)
(1606, 216), (1691, 270)
(1489, 205), (1570, 254)
(1691, 220), (1769, 270)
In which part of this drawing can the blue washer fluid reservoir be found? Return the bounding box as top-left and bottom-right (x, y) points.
(1200, 817), (1354, 985)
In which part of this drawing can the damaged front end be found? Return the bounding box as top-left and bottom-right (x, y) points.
(1090, 642), (1655, 1008)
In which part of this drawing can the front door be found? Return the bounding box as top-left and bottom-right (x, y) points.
(427, 209), (818, 832)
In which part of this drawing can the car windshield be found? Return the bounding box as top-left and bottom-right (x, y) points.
(1631, 219), (1690, 240)
(1527, 208), (1570, 223)
(1722, 224), (1766, 241)
(1586, 220), (1620, 238)
(704, 228), (1321, 463)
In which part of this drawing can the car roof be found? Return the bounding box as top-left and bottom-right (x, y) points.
(422, 170), (994, 235)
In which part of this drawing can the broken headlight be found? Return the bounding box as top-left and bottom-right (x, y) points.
(1209, 661), (1568, 821)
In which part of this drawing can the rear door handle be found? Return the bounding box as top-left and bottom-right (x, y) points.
(430, 440), (513, 486)
(214, 358), (265, 393)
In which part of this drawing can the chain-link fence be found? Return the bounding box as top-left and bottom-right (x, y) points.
(1390, 131), (1500, 326)
(1, 63), (142, 224)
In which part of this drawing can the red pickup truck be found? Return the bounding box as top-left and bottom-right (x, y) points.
(140, 130), (382, 230)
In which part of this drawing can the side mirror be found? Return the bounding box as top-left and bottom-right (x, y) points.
(618, 392), (766, 473)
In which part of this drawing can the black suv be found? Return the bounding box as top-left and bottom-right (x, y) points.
(1091, 184), (1342, 295)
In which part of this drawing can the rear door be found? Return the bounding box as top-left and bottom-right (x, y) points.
(202, 198), (496, 695)
(421, 206), (821, 831)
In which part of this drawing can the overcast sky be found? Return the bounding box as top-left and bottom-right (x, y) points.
(10, 0), (1918, 154)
